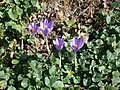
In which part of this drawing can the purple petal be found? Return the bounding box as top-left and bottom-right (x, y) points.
(54, 44), (59, 50)
(56, 37), (60, 44)
(70, 41), (73, 48)
(34, 21), (36, 28)
(59, 38), (64, 50)
(53, 40), (57, 45)
(34, 22), (38, 32)
(70, 37), (76, 48)
(73, 36), (77, 45)
(61, 38), (64, 47)
(48, 20), (53, 30)
(77, 37), (84, 49)
(28, 24), (32, 30)
(44, 18), (49, 25)
(53, 37), (64, 51)
(39, 20), (44, 30)
(28, 22), (38, 35)
(70, 36), (84, 52)
(41, 28), (49, 36)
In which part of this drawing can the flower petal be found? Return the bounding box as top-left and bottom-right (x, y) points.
(28, 24), (32, 30)
(44, 18), (49, 25)
(56, 37), (60, 45)
(53, 40), (57, 45)
(73, 36), (76, 45)
(34, 22), (38, 33)
(70, 41), (73, 49)
(53, 37), (64, 51)
(77, 37), (84, 49)
(48, 20), (53, 30)
(61, 38), (64, 45)
(54, 44), (59, 50)
(41, 28), (49, 36)
(39, 20), (44, 30)
(34, 21), (36, 28)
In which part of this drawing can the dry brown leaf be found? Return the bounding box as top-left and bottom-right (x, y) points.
(57, 10), (65, 21)
(78, 31), (89, 44)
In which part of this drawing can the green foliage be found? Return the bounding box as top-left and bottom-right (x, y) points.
(0, 0), (120, 90)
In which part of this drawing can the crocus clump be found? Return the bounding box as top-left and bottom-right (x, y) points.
(28, 21), (38, 36)
(53, 37), (65, 51)
(39, 18), (54, 55)
(53, 37), (64, 68)
(70, 36), (84, 71)
(70, 36), (84, 52)
(39, 18), (53, 36)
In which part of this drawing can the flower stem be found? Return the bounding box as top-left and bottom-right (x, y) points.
(58, 51), (62, 68)
(21, 38), (24, 50)
(45, 36), (50, 55)
(74, 52), (78, 71)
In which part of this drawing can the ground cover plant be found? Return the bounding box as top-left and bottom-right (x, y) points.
(0, 0), (120, 90)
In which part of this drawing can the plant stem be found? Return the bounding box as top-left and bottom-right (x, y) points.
(34, 37), (38, 52)
(74, 51), (78, 71)
(45, 36), (50, 55)
(58, 51), (62, 68)
(21, 38), (24, 50)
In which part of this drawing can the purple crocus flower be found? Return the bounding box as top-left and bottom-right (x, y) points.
(28, 22), (38, 36)
(70, 36), (84, 52)
(39, 18), (53, 36)
(53, 37), (65, 51)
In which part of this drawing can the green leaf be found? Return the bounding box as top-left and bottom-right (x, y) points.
(35, 53), (42, 59)
(41, 87), (49, 90)
(83, 78), (91, 86)
(29, 60), (38, 70)
(16, 6), (23, 16)
(31, 0), (37, 6)
(63, 76), (70, 83)
(14, 0), (20, 4)
(17, 74), (24, 81)
(116, 61), (120, 67)
(98, 66), (105, 72)
(65, 19), (76, 27)
(36, 1), (41, 10)
(92, 74), (102, 82)
(81, 25), (92, 33)
(27, 86), (36, 90)
(49, 65), (56, 75)
(11, 59), (19, 64)
(111, 2), (120, 8)
(106, 15), (111, 24)
(89, 85), (98, 90)
(9, 79), (14, 85)
(115, 26), (120, 33)
(0, 48), (5, 55)
(0, 71), (6, 79)
(0, 80), (7, 89)
(45, 77), (50, 87)
(112, 77), (120, 86)
(8, 8), (18, 20)
(105, 85), (118, 90)
(27, 36), (35, 44)
(95, 39), (103, 46)
(73, 76), (81, 84)
(0, 12), (3, 18)
(8, 8), (14, 20)
(50, 76), (57, 87)
(21, 78), (29, 88)
(53, 81), (64, 88)
(8, 86), (16, 90)
(102, 10), (108, 16)
(112, 71), (120, 77)
(40, 2), (47, 10)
